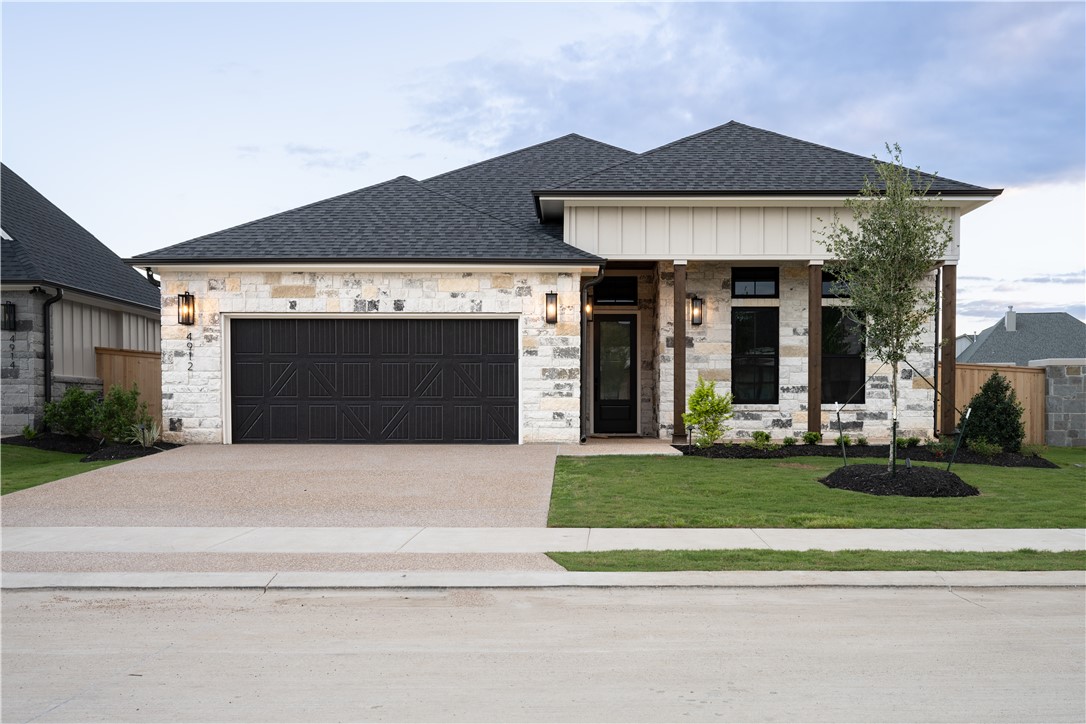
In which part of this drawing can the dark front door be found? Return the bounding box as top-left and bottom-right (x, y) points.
(230, 318), (518, 444)
(593, 315), (637, 434)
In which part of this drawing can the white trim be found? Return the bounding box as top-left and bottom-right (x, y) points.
(540, 195), (998, 210)
(138, 262), (600, 274)
(220, 312), (525, 445)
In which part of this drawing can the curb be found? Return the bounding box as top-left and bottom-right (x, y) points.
(3, 570), (1083, 590)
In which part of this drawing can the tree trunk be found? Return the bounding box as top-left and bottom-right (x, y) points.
(888, 361), (899, 473)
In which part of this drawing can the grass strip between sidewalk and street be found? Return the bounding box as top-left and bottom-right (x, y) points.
(547, 549), (1086, 572)
(548, 447), (1086, 529)
(1, 445), (121, 495)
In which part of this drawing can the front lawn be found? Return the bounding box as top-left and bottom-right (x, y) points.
(548, 447), (1086, 529)
(548, 549), (1086, 571)
(1, 445), (121, 495)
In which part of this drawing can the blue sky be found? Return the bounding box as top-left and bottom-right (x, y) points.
(3, 2), (1084, 334)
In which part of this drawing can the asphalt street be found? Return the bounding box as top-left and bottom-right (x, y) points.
(3, 586), (1083, 723)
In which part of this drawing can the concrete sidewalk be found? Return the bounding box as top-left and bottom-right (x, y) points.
(4, 526), (1084, 553)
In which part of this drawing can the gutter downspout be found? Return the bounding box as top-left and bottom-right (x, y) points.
(42, 287), (63, 404)
(579, 263), (607, 443)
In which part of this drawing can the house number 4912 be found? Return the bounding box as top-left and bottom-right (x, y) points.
(187, 332), (194, 371)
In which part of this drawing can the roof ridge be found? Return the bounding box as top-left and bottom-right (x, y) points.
(142, 175), (411, 256)
(423, 133), (631, 182)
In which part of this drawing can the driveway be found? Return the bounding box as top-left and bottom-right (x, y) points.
(0, 444), (559, 528)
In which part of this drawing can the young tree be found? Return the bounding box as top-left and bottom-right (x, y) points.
(821, 144), (953, 472)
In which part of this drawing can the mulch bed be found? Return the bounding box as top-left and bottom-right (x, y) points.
(673, 443), (1058, 469)
(2, 432), (181, 462)
(821, 463), (980, 497)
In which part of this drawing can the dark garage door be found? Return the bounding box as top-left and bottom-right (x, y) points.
(231, 318), (518, 443)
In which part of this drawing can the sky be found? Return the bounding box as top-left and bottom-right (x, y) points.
(2, 1), (1083, 336)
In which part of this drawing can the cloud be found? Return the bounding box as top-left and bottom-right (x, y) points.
(409, 3), (1084, 185)
(1019, 271), (1086, 285)
(283, 143), (370, 171)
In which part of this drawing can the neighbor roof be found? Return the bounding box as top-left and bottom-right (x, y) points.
(425, 134), (634, 237)
(1, 164), (160, 310)
(131, 176), (601, 264)
(538, 121), (1001, 196)
(957, 312), (1086, 366)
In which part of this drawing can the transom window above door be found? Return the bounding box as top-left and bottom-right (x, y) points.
(732, 267), (779, 298)
(592, 276), (638, 306)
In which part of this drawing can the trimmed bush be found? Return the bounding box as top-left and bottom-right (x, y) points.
(96, 384), (151, 444)
(802, 431), (822, 445)
(967, 438), (1001, 458)
(856, 435), (869, 446)
(962, 372), (1025, 453)
(834, 434), (852, 447)
(682, 377), (734, 448)
(42, 386), (99, 437)
(781, 436), (797, 447)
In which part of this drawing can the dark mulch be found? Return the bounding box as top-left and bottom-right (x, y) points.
(821, 463), (980, 497)
(673, 443), (1058, 469)
(2, 433), (181, 462)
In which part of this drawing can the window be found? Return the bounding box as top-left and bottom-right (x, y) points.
(822, 307), (865, 404)
(821, 270), (850, 298)
(732, 308), (778, 404)
(732, 267), (778, 298)
(592, 276), (638, 306)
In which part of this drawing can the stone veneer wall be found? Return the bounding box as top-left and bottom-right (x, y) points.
(1036, 361), (1085, 447)
(654, 262), (937, 441)
(0, 289), (45, 435)
(158, 270), (583, 444)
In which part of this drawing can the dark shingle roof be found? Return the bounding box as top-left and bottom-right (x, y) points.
(957, 313), (1086, 366)
(425, 134), (634, 236)
(1, 164), (160, 310)
(542, 121), (1000, 195)
(131, 176), (601, 264)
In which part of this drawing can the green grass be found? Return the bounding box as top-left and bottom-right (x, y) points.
(548, 447), (1086, 529)
(1, 445), (121, 495)
(548, 549), (1086, 572)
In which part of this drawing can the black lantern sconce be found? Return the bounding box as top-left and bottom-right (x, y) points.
(177, 292), (196, 326)
(545, 292), (558, 324)
(690, 295), (704, 326)
(584, 294), (593, 322)
(1, 301), (16, 331)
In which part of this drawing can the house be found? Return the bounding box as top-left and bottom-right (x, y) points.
(129, 122), (1001, 445)
(957, 307), (1086, 366)
(1, 164), (161, 436)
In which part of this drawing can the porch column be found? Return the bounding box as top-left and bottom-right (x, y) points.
(673, 261), (687, 443)
(807, 262), (822, 434)
(940, 263), (957, 435)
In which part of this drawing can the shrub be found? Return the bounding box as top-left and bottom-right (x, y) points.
(855, 435), (868, 446)
(21, 424), (38, 440)
(1020, 443), (1049, 458)
(834, 434), (852, 446)
(962, 372), (1025, 453)
(96, 384), (150, 444)
(744, 430), (778, 451)
(802, 431), (822, 445)
(42, 386), (99, 437)
(905, 436), (921, 448)
(128, 420), (161, 449)
(682, 377), (734, 448)
(781, 436), (797, 447)
(927, 437), (955, 458)
(967, 438), (1001, 458)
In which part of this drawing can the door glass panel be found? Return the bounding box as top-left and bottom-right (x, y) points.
(599, 320), (632, 401)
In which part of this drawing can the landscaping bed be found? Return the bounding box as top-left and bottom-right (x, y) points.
(821, 463), (979, 497)
(2, 432), (181, 462)
(674, 443), (1058, 469)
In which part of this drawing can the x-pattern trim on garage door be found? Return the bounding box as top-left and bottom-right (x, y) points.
(230, 318), (518, 443)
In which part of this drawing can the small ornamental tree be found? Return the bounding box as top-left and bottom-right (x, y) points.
(962, 372), (1025, 453)
(683, 376), (734, 448)
(821, 144), (953, 472)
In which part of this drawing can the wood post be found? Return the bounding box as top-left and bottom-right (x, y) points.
(940, 264), (957, 435)
(673, 262), (687, 443)
(807, 263), (822, 433)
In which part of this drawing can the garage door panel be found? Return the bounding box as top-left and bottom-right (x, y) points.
(231, 319), (518, 443)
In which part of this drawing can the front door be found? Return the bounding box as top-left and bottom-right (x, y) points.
(593, 315), (637, 434)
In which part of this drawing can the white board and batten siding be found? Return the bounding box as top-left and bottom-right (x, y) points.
(566, 206), (962, 262)
(53, 298), (160, 379)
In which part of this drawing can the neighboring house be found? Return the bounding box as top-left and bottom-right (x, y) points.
(130, 122), (1001, 445)
(1, 164), (161, 436)
(957, 307), (1086, 366)
(954, 333), (978, 359)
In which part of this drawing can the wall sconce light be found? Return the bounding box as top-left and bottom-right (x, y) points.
(1, 301), (16, 331)
(584, 295), (593, 322)
(690, 295), (704, 326)
(177, 292), (196, 326)
(545, 292), (558, 324)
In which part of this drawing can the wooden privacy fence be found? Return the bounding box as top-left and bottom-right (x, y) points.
(937, 363), (1046, 445)
(95, 347), (162, 426)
